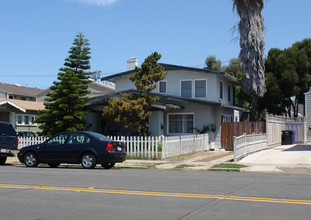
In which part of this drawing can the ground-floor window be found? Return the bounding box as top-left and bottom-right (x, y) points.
(16, 114), (36, 125)
(168, 114), (194, 134)
(221, 114), (233, 123)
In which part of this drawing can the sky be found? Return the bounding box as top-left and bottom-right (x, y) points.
(1, 0), (311, 89)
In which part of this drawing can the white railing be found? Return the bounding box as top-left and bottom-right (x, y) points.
(233, 133), (268, 161)
(266, 114), (306, 146)
(109, 136), (163, 159)
(161, 134), (210, 159)
(18, 136), (47, 149)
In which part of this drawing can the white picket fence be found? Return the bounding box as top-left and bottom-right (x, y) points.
(161, 134), (210, 159)
(109, 136), (163, 159)
(233, 133), (268, 161)
(18, 134), (210, 159)
(18, 136), (47, 149)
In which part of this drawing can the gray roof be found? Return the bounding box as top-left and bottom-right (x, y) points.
(85, 89), (244, 111)
(101, 63), (239, 84)
(0, 83), (43, 97)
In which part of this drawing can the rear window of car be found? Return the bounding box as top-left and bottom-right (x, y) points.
(90, 132), (112, 141)
(0, 123), (16, 136)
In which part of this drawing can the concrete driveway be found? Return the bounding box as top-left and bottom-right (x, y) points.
(239, 144), (311, 174)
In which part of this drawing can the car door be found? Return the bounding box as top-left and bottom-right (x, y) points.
(62, 133), (89, 162)
(40, 133), (69, 162)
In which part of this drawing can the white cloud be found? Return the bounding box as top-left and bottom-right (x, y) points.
(68, 0), (119, 6)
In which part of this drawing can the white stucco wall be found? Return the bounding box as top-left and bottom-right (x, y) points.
(148, 111), (164, 136)
(114, 70), (236, 106)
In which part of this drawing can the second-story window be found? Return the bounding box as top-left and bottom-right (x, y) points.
(220, 81), (223, 99)
(195, 80), (206, 98)
(228, 85), (231, 101)
(159, 81), (166, 93)
(181, 80), (192, 98)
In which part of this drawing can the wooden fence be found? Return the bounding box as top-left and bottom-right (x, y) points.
(221, 121), (266, 151)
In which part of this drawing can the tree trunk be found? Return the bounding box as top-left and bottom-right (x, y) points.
(250, 93), (258, 121)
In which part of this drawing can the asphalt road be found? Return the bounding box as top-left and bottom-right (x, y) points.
(1, 166), (311, 220)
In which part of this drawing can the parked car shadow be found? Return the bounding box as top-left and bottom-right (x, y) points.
(283, 145), (311, 151)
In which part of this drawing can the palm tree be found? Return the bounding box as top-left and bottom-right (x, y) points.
(233, 0), (266, 120)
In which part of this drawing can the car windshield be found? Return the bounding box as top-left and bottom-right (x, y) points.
(90, 132), (112, 141)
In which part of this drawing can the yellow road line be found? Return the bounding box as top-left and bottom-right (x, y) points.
(1, 184), (311, 205)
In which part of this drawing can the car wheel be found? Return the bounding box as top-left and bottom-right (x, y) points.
(0, 156), (7, 165)
(24, 152), (39, 167)
(101, 162), (115, 169)
(48, 163), (60, 168)
(81, 153), (96, 169)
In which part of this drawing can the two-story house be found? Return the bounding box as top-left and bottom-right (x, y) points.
(86, 58), (244, 147)
(0, 83), (44, 133)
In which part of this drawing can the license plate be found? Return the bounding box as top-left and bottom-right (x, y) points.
(117, 147), (122, 151)
(0, 149), (10, 153)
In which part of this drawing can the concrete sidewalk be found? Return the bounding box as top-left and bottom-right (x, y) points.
(239, 144), (311, 174)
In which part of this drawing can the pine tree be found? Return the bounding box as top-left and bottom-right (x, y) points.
(36, 33), (91, 136)
(103, 52), (167, 135)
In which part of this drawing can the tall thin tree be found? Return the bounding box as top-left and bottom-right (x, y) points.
(233, 0), (266, 120)
(36, 33), (91, 136)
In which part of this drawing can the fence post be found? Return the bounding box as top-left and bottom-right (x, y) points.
(161, 136), (166, 159)
(179, 136), (182, 155)
(156, 136), (159, 159)
(233, 136), (237, 162)
(243, 133), (247, 158)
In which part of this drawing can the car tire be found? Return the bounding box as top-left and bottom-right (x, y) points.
(24, 152), (39, 167)
(48, 163), (60, 168)
(101, 162), (115, 169)
(0, 156), (7, 165)
(81, 153), (96, 169)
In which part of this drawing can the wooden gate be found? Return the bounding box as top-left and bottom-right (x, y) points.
(221, 121), (266, 151)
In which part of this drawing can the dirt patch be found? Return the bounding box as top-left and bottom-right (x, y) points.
(167, 151), (232, 163)
(194, 151), (232, 162)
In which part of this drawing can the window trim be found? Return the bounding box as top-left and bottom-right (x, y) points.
(167, 113), (195, 135)
(16, 114), (37, 126)
(180, 80), (193, 98)
(219, 81), (224, 99)
(158, 80), (167, 94)
(194, 79), (207, 98)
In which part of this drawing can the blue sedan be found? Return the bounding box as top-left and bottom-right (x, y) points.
(18, 131), (126, 169)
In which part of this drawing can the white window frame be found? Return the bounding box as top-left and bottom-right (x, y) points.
(219, 81), (224, 99)
(158, 80), (167, 94)
(16, 114), (37, 126)
(221, 114), (233, 123)
(180, 80), (193, 98)
(194, 79), (207, 98)
(167, 113), (195, 135)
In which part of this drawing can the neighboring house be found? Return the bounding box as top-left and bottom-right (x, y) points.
(36, 80), (115, 102)
(0, 83), (44, 133)
(306, 91), (311, 143)
(36, 80), (115, 133)
(86, 58), (244, 147)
